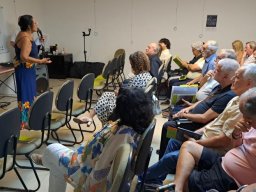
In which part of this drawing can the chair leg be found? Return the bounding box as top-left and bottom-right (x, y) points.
(50, 122), (81, 146)
(139, 147), (153, 192)
(2, 154), (42, 191)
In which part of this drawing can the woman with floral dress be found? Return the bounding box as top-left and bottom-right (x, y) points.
(32, 87), (154, 192)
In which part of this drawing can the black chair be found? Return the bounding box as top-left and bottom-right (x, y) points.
(114, 49), (126, 82)
(145, 77), (157, 95)
(110, 143), (133, 192)
(71, 73), (97, 141)
(0, 107), (23, 191)
(15, 91), (53, 191)
(94, 59), (117, 96)
(131, 118), (156, 192)
(50, 80), (77, 145)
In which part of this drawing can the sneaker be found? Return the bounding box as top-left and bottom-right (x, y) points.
(160, 100), (170, 105)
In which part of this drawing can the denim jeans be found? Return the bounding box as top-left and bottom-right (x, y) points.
(144, 139), (182, 185)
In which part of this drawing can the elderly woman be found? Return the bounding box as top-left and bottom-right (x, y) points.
(74, 51), (152, 126)
(32, 87), (154, 192)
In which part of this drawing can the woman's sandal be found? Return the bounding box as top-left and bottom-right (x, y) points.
(73, 116), (92, 125)
(31, 153), (43, 166)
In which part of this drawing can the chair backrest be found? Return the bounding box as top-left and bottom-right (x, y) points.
(77, 73), (95, 101)
(157, 64), (165, 83)
(132, 118), (156, 175)
(0, 107), (20, 158)
(114, 49), (125, 59)
(102, 60), (113, 79)
(55, 80), (74, 111)
(28, 91), (53, 131)
(0, 107), (20, 179)
(110, 143), (133, 192)
(166, 56), (173, 74)
(145, 77), (157, 94)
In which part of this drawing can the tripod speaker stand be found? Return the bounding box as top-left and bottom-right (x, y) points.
(82, 28), (91, 63)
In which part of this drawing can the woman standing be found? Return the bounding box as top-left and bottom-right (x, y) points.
(14, 15), (51, 129)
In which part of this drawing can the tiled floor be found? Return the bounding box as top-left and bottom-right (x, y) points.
(0, 78), (169, 192)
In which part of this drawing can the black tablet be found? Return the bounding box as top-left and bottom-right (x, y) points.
(176, 127), (202, 142)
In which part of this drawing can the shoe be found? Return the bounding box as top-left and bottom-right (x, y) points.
(73, 117), (92, 125)
(31, 153), (43, 166)
(162, 111), (170, 118)
(160, 100), (170, 105)
(144, 183), (162, 191)
(161, 106), (170, 112)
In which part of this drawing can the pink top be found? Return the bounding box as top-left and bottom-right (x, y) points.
(222, 128), (256, 186)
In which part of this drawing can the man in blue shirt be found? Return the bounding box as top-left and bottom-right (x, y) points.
(158, 58), (239, 158)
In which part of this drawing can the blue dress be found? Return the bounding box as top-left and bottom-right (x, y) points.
(14, 39), (38, 129)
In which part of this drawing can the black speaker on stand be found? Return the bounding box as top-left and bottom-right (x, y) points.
(36, 64), (49, 95)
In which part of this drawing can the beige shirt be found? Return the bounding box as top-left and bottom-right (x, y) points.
(201, 96), (241, 154)
(186, 57), (205, 79)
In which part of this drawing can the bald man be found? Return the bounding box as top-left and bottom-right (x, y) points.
(145, 42), (162, 78)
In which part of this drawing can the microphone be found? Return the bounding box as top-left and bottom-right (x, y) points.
(37, 28), (43, 37)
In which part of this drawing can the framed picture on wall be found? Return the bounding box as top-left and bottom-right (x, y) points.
(206, 15), (217, 27)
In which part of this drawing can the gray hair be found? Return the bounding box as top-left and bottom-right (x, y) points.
(206, 40), (218, 52)
(218, 58), (240, 76)
(242, 64), (256, 86)
(219, 49), (237, 60)
(191, 41), (203, 51)
(239, 87), (256, 117)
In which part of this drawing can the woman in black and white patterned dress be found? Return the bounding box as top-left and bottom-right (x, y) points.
(74, 51), (152, 126)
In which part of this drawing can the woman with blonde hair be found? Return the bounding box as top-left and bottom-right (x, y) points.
(232, 40), (244, 64)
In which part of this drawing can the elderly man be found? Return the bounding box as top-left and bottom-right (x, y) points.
(145, 42), (162, 78)
(196, 48), (237, 100)
(186, 40), (218, 85)
(143, 64), (256, 189)
(158, 58), (239, 158)
(174, 87), (256, 192)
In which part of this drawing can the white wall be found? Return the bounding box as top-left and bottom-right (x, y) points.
(1, 0), (256, 74)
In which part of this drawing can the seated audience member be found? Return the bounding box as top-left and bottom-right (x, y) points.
(73, 51), (152, 126)
(161, 41), (203, 105)
(145, 42), (162, 78)
(158, 58), (239, 158)
(158, 38), (172, 68)
(174, 87), (256, 192)
(143, 64), (256, 187)
(232, 40), (244, 65)
(32, 87), (154, 192)
(196, 49), (237, 100)
(186, 40), (218, 85)
(241, 41), (256, 64)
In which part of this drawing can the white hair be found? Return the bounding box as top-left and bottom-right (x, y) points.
(206, 40), (218, 52)
(240, 87), (256, 117)
(242, 64), (256, 86)
(191, 41), (203, 51)
(218, 58), (240, 77)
